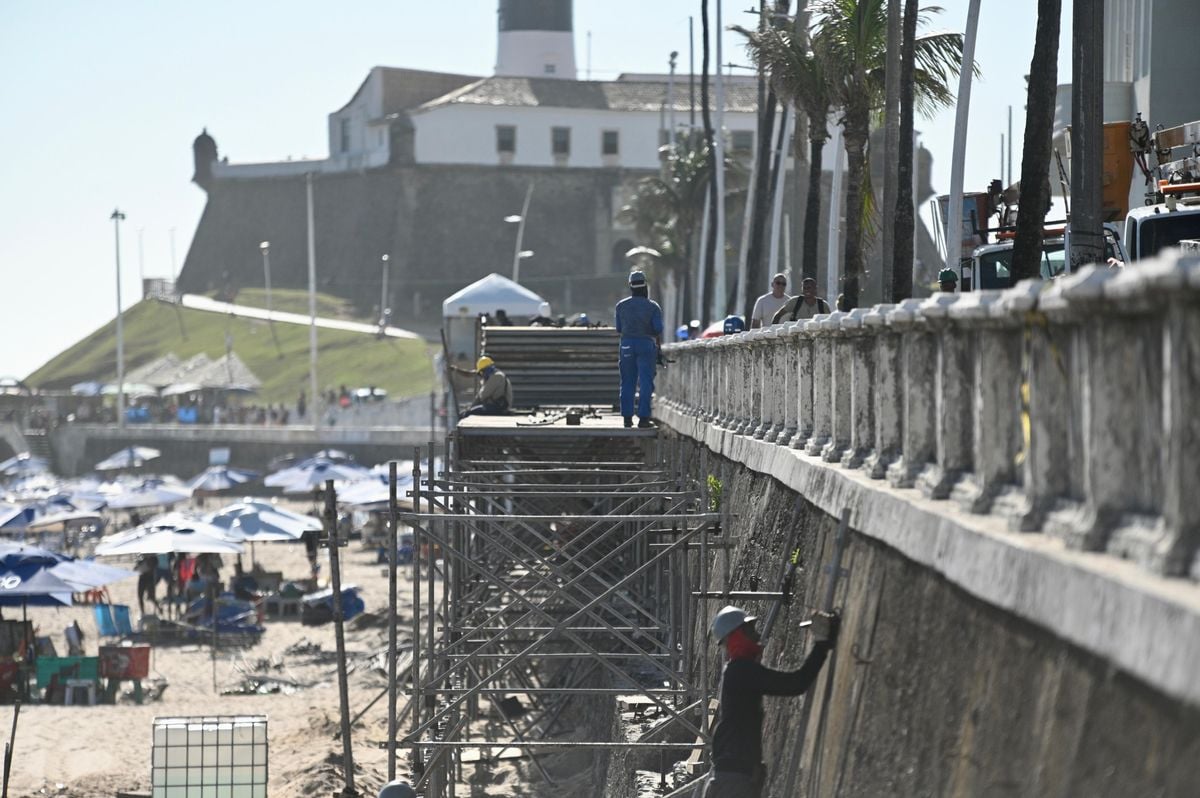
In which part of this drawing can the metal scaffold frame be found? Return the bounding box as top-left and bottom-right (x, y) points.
(391, 429), (720, 796)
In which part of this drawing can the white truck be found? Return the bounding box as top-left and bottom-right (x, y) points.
(1123, 118), (1200, 261)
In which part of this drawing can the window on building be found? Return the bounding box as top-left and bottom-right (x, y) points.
(731, 130), (754, 155)
(552, 127), (571, 156)
(340, 118), (351, 154)
(544, 63), (557, 75)
(602, 130), (619, 156)
(497, 125), (516, 153)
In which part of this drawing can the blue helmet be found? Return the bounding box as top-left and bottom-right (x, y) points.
(676, 324), (689, 341)
(722, 315), (745, 335)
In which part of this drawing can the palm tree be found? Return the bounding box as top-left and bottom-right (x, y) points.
(700, 0), (718, 325)
(738, 18), (831, 284)
(618, 141), (716, 297)
(1010, 0), (1062, 281)
(812, 0), (969, 309)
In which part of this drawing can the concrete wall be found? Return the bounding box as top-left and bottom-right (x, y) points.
(653, 442), (1200, 796)
(651, 251), (1200, 794)
(49, 423), (437, 477)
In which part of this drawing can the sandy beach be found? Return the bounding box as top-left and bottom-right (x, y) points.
(6, 503), (451, 798)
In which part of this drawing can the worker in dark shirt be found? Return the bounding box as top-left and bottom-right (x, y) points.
(702, 605), (839, 798)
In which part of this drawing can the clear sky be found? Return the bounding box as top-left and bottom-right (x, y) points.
(0, 0), (1073, 379)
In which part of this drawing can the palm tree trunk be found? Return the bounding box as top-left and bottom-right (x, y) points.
(803, 133), (825, 282)
(742, 92), (779, 322)
(892, 0), (918, 300)
(880, 0), (903, 302)
(1011, 0), (1061, 281)
(700, 0), (718, 324)
(842, 110), (870, 310)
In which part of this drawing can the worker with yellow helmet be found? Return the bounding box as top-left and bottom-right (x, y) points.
(460, 355), (513, 417)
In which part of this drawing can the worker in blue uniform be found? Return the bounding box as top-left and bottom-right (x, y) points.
(614, 271), (663, 429)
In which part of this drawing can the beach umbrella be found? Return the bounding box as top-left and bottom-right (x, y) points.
(206, 502), (319, 543)
(24, 510), (105, 534)
(187, 466), (260, 493)
(95, 514), (244, 556)
(313, 449), (355, 463)
(95, 446), (161, 471)
(0, 453), (49, 478)
(264, 459), (372, 493)
(106, 478), (192, 510)
(0, 564), (74, 607)
(0, 541), (134, 593)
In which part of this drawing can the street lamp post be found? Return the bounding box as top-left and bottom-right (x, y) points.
(306, 172), (319, 430)
(380, 254), (390, 326)
(505, 182), (534, 283)
(111, 209), (127, 429)
(259, 241), (273, 316)
(667, 51), (678, 149)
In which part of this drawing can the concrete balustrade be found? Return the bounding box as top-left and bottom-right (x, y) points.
(660, 251), (1200, 581)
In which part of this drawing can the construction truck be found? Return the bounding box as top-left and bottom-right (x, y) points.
(1123, 117), (1200, 260)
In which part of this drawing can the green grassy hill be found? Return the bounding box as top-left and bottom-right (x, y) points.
(28, 298), (434, 403)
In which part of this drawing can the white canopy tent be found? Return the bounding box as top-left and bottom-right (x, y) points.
(442, 273), (549, 361)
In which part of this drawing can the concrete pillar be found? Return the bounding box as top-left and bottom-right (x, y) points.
(821, 312), (851, 463)
(779, 322), (804, 446)
(751, 329), (772, 439)
(864, 302), (906, 479)
(887, 304), (938, 489)
(1162, 291), (1200, 577)
(766, 328), (788, 443)
(916, 293), (972, 499)
(947, 291), (1022, 514)
(840, 308), (876, 469)
(804, 318), (833, 456)
(716, 338), (734, 429)
(790, 325), (815, 449)
(733, 335), (752, 435)
(986, 282), (1065, 531)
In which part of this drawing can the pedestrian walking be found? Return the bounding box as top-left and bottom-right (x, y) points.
(750, 273), (792, 328)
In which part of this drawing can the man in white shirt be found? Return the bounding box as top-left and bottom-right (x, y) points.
(750, 273), (792, 328)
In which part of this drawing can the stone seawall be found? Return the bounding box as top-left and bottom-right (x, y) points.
(654, 431), (1199, 797)
(649, 255), (1200, 795)
(49, 423), (437, 477)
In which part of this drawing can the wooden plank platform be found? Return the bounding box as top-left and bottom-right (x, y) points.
(455, 411), (657, 438)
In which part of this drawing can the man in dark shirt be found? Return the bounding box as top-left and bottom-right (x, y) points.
(702, 605), (839, 797)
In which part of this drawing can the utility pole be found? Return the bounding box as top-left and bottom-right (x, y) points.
(1007, 105), (1014, 185)
(712, 0), (728, 320)
(689, 17), (696, 130)
(944, 0), (982, 276)
(111, 209), (126, 429)
(1069, 0), (1105, 270)
(306, 172), (319, 430)
(259, 241), (273, 316)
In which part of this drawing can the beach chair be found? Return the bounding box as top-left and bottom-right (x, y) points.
(93, 605), (119, 638)
(92, 604), (136, 639)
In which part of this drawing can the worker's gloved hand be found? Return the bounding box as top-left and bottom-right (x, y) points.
(809, 610), (840, 646)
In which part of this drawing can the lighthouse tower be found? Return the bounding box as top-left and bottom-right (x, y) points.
(495, 0), (576, 80)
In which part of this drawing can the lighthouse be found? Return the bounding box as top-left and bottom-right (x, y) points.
(495, 0), (576, 80)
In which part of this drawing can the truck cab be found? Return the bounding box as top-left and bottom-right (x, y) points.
(959, 224), (1126, 292)
(1123, 195), (1200, 261)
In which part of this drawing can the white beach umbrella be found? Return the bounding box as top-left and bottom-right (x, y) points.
(205, 502), (319, 543)
(95, 514), (244, 556)
(106, 478), (193, 510)
(95, 446), (161, 471)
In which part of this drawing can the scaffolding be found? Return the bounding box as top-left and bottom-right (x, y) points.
(392, 417), (722, 796)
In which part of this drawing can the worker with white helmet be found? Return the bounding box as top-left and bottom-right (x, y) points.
(701, 605), (839, 797)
